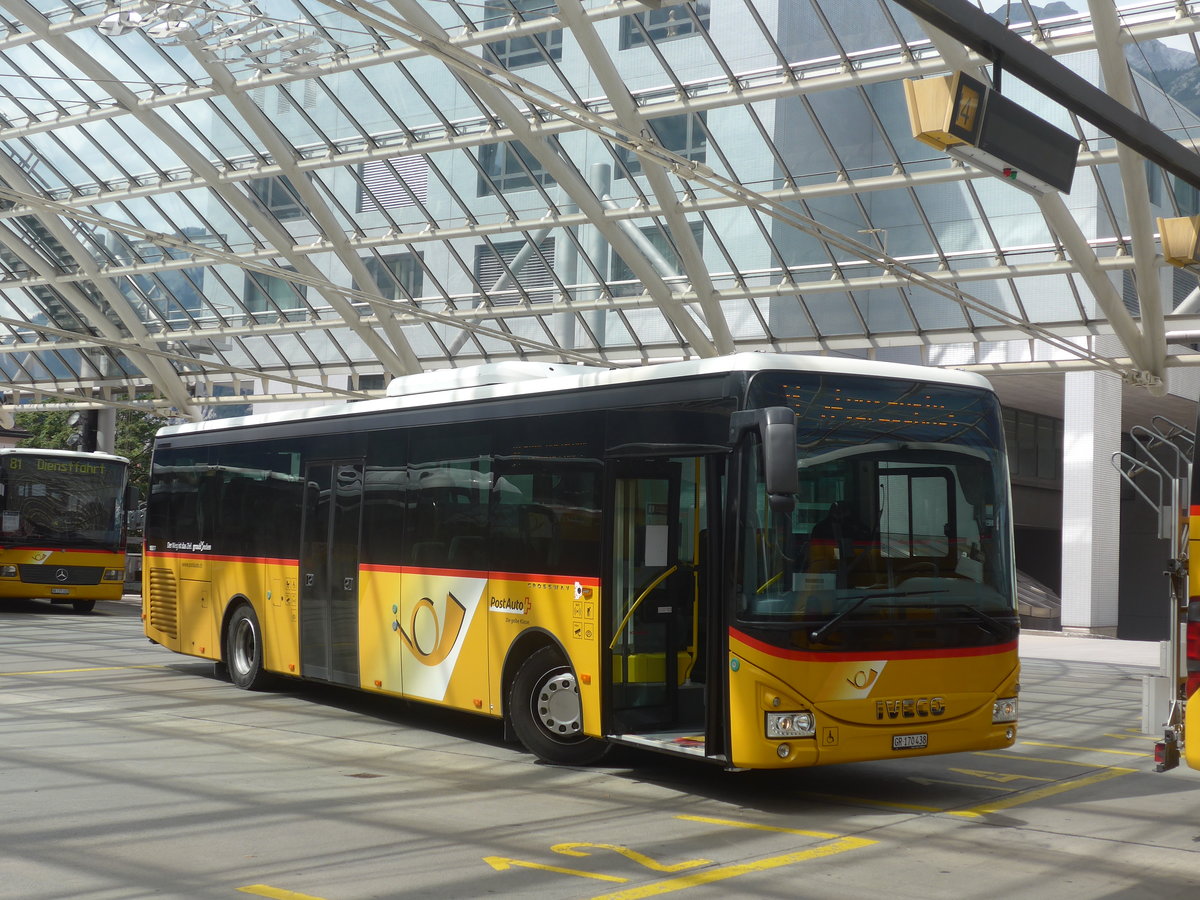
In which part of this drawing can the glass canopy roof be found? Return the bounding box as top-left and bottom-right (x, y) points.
(0, 0), (1199, 420)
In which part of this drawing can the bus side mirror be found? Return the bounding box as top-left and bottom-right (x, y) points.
(730, 407), (797, 513)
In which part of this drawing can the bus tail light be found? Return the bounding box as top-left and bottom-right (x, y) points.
(1155, 729), (1181, 773)
(765, 711), (815, 738)
(992, 697), (1018, 723)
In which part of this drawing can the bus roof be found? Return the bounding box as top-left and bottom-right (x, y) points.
(0, 447), (129, 464)
(157, 352), (996, 441)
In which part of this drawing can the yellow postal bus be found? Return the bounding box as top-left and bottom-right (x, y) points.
(142, 354), (1019, 768)
(0, 448), (131, 613)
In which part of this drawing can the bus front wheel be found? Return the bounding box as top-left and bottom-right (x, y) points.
(509, 646), (609, 766)
(71, 600), (95, 613)
(225, 604), (270, 691)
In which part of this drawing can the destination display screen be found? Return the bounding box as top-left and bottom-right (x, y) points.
(0, 454), (128, 547)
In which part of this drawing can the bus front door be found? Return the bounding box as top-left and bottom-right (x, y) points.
(607, 459), (707, 750)
(299, 461), (364, 686)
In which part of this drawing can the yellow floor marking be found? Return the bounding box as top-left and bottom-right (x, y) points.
(973, 751), (1132, 768)
(484, 856), (628, 883)
(908, 775), (1010, 792)
(552, 843), (710, 872)
(954, 765), (1137, 817)
(675, 814), (843, 839)
(238, 885), (327, 900)
(586, 836), (874, 900)
(948, 767), (1055, 784)
(1019, 740), (1148, 757)
(1103, 733), (1155, 742)
(794, 791), (949, 814)
(0, 665), (164, 677)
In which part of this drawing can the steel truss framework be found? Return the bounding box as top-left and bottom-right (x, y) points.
(0, 0), (1198, 420)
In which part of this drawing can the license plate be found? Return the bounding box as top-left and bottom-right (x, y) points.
(893, 733), (928, 750)
(50, 588), (70, 595)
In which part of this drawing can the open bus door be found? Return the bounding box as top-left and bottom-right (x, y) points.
(606, 457), (716, 759)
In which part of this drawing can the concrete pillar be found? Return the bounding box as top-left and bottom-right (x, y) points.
(95, 407), (117, 455)
(1060, 370), (1122, 635)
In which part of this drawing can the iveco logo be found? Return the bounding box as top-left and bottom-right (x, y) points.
(55, 568), (69, 582)
(875, 697), (946, 720)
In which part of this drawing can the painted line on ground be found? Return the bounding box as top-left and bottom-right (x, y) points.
(1018, 740), (1149, 757)
(0, 664), (164, 676)
(238, 885), (327, 900)
(586, 834), (874, 899)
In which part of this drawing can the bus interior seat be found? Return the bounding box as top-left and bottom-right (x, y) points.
(449, 535), (486, 570)
(411, 541), (446, 567)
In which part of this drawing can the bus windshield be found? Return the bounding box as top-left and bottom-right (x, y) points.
(738, 373), (1015, 652)
(0, 453), (128, 550)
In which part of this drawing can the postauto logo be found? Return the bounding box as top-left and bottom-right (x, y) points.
(392, 593), (467, 667)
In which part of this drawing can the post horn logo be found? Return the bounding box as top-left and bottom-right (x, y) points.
(392, 593), (467, 667)
(846, 668), (880, 690)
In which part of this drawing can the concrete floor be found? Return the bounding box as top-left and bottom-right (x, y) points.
(1, 597), (1197, 900)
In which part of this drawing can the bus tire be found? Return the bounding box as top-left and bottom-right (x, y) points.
(509, 646), (609, 766)
(71, 600), (96, 613)
(225, 604), (270, 691)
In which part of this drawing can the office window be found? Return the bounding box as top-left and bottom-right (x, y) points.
(358, 156), (429, 212)
(478, 141), (556, 195)
(247, 176), (307, 221)
(358, 252), (424, 303)
(1173, 176), (1200, 217)
(474, 238), (556, 306)
(620, 1), (710, 49)
(1002, 407), (1062, 484)
(615, 113), (707, 178)
(244, 267), (306, 321)
(610, 222), (703, 297)
(484, 0), (562, 69)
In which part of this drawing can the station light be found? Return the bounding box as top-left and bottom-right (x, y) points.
(65, 410), (98, 453)
(1158, 216), (1200, 269)
(904, 71), (1079, 195)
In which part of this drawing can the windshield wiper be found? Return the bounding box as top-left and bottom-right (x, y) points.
(808, 588), (946, 644)
(904, 602), (1014, 640)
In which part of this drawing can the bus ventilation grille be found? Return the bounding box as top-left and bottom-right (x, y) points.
(147, 567), (179, 639)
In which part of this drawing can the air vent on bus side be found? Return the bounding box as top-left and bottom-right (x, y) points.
(147, 567), (179, 639)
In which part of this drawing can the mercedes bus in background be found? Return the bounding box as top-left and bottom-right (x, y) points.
(0, 448), (131, 613)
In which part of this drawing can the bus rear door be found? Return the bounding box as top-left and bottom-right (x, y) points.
(299, 460), (365, 686)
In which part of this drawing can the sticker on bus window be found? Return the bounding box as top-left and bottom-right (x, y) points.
(2, 512), (18, 532)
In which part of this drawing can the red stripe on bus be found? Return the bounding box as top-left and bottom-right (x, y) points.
(1191, 506), (1200, 517)
(143, 553), (599, 588)
(730, 627), (1017, 662)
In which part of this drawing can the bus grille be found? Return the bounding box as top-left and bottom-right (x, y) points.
(18, 564), (102, 585)
(147, 568), (179, 638)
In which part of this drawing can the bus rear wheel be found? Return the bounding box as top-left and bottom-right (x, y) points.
(225, 604), (270, 691)
(509, 646), (609, 766)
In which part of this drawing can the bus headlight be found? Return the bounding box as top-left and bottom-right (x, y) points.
(0, 565), (16, 577)
(765, 711), (815, 738)
(102, 569), (124, 582)
(992, 697), (1018, 723)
